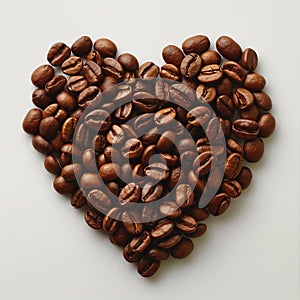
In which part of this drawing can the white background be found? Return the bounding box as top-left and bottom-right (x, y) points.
(0, 0), (299, 299)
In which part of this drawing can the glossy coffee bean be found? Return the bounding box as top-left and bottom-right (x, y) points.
(241, 48), (258, 71)
(240, 104), (260, 121)
(87, 189), (111, 212)
(47, 42), (71, 66)
(159, 201), (181, 218)
(67, 75), (88, 93)
(31, 65), (54, 88)
(154, 107), (176, 125)
(32, 134), (54, 154)
(99, 163), (120, 181)
(119, 182), (140, 205)
(244, 72), (266, 92)
(216, 95), (235, 119)
(175, 184), (194, 208)
(157, 130), (176, 152)
(94, 38), (117, 57)
(141, 182), (163, 203)
(32, 89), (54, 109)
(175, 214), (197, 234)
(253, 92), (272, 111)
(102, 207), (120, 234)
(137, 257), (160, 278)
(151, 220), (174, 239)
(71, 36), (92, 56)
(184, 207), (209, 221)
(102, 57), (124, 80)
(61, 117), (77, 142)
(258, 113), (275, 138)
(44, 155), (60, 175)
(39, 116), (59, 140)
(44, 75), (66, 95)
(201, 50), (221, 65)
(80, 173), (102, 190)
(243, 137), (264, 162)
(182, 35), (210, 54)
(22, 108), (42, 134)
(236, 167), (252, 190)
(207, 193), (231, 216)
(109, 225), (131, 246)
(162, 45), (184, 68)
(86, 49), (103, 65)
(132, 92), (158, 113)
(144, 162), (170, 181)
(221, 180), (242, 198)
(216, 78), (233, 96)
(85, 109), (111, 132)
(216, 36), (242, 61)
(232, 119), (260, 139)
(198, 64), (223, 83)
(85, 210), (103, 229)
(186, 223), (207, 238)
(146, 247), (169, 261)
(118, 53), (139, 72)
(157, 232), (183, 249)
(78, 86), (100, 109)
(196, 85), (216, 103)
(226, 138), (244, 156)
(137, 62), (159, 80)
(224, 153), (243, 179)
(121, 138), (144, 159)
(170, 238), (194, 259)
(160, 63), (181, 81)
(232, 88), (254, 110)
(71, 189), (87, 208)
(61, 163), (82, 182)
(56, 91), (77, 112)
(53, 176), (77, 194)
(122, 211), (143, 235)
(83, 61), (103, 84)
(180, 53), (202, 78)
(61, 56), (83, 75)
(223, 60), (245, 82)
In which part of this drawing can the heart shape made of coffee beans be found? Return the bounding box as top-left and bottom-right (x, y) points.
(22, 34), (275, 278)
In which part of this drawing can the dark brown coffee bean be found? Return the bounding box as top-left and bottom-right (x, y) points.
(193, 151), (214, 176)
(244, 72), (266, 92)
(241, 48), (258, 71)
(141, 182), (163, 203)
(82, 61), (103, 84)
(170, 84), (195, 107)
(106, 125), (125, 145)
(137, 62), (159, 80)
(53, 176), (77, 194)
(216, 36), (242, 61)
(223, 60), (245, 82)
(77, 86), (100, 109)
(258, 113), (275, 138)
(232, 119), (260, 139)
(71, 189), (86, 208)
(216, 78), (233, 96)
(232, 87), (254, 110)
(44, 75), (67, 96)
(175, 214), (197, 234)
(162, 45), (184, 68)
(184, 207), (209, 221)
(175, 184), (194, 208)
(219, 117), (232, 138)
(187, 106), (211, 127)
(39, 116), (59, 140)
(85, 210), (103, 229)
(154, 79), (170, 100)
(122, 211), (143, 235)
(85, 109), (111, 132)
(121, 138), (144, 159)
(221, 180), (242, 198)
(61, 117), (76, 142)
(71, 36), (92, 56)
(101, 57), (124, 80)
(180, 53), (202, 78)
(61, 163), (82, 182)
(109, 225), (131, 246)
(170, 238), (194, 259)
(244, 137), (264, 162)
(154, 107), (176, 125)
(22, 108), (42, 134)
(32, 89), (54, 109)
(132, 92), (158, 113)
(67, 75), (88, 93)
(86, 49), (103, 65)
(141, 145), (157, 165)
(226, 138), (244, 156)
(47, 42), (71, 66)
(182, 35), (210, 54)
(240, 104), (260, 121)
(159, 201), (181, 218)
(201, 50), (221, 65)
(157, 130), (176, 152)
(114, 102), (132, 121)
(56, 90), (77, 112)
(184, 223), (207, 238)
(151, 220), (174, 239)
(236, 167), (252, 190)
(198, 64), (223, 83)
(80, 173), (101, 190)
(50, 132), (64, 152)
(104, 146), (121, 163)
(129, 231), (151, 254)
(32, 134), (54, 154)
(94, 38), (117, 57)
(31, 65), (54, 88)
(119, 182), (140, 205)
(146, 247), (169, 261)
(157, 232), (183, 249)
(99, 163), (120, 181)
(87, 189), (111, 212)
(103, 207), (120, 234)
(123, 244), (142, 263)
(44, 155), (60, 175)
(160, 63), (181, 81)
(224, 153), (243, 179)
(118, 53), (139, 72)
(196, 84), (216, 103)
(253, 92), (272, 111)
(145, 162), (170, 181)
(207, 193), (231, 216)
(216, 95), (235, 118)
(137, 257), (160, 278)
(61, 56), (83, 75)
(181, 77), (198, 90)
(106, 181), (119, 196)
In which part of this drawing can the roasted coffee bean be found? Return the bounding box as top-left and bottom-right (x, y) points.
(128, 231), (151, 254)
(154, 107), (176, 125)
(241, 48), (258, 71)
(71, 36), (92, 56)
(122, 211), (143, 235)
(85, 109), (111, 132)
(182, 35), (210, 54)
(61, 117), (76, 142)
(39, 116), (59, 140)
(94, 38), (117, 57)
(216, 95), (235, 118)
(151, 220), (174, 239)
(50, 132), (64, 152)
(137, 62), (159, 80)
(32, 134), (54, 154)
(160, 153), (178, 167)
(101, 57), (123, 80)
(118, 53), (139, 72)
(186, 223), (207, 238)
(44, 75), (66, 95)
(120, 124), (137, 139)
(196, 84), (216, 103)
(221, 180), (242, 198)
(219, 117), (231, 138)
(53, 176), (77, 194)
(119, 182), (140, 205)
(224, 153), (243, 179)
(44, 155), (60, 175)
(81, 173), (101, 190)
(243, 137), (264, 162)
(253, 92), (272, 111)
(160, 63), (181, 81)
(198, 64), (223, 83)
(22, 108), (42, 134)
(244, 72), (266, 92)
(56, 90), (77, 112)
(78, 86), (100, 109)
(180, 53), (202, 78)
(114, 102), (132, 121)
(32, 89), (54, 109)
(226, 138), (244, 156)
(67, 75), (88, 93)
(87, 189), (111, 212)
(159, 201), (181, 218)
(82, 61), (103, 84)
(175, 214), (197, 234)
(206, 117), (224, 144)
(240, 104), (260, 121)
(85, 210), (103, 229)
(232, 119), (260, 139)
(31, 65), (54, 88)
(170, 83), (195, 107)
(141, 182), (163, 203)
(141, 145), (157, 165)
(123, 243), (142, 263)
(109, 225), (131, 246)
(157, 232), (183, 249)
(258, 113), (275, 138)
(232, 87), (254, 110)
(236, 167), (252, 189)
(223, 60), (245, 82)
(162, 45), (184, 68)
(121, 138), (144, 159)
(133, 92), (158, 112)
(184, 207), (209, 221)
(216, 36), (242, 61)
(170, 238), (194, 259)
(103, 207), (120, 234)
(71, 189), (87, 208)
(193, 151), (214, 176)
(216, 78), (233, 96)
(175, 184), (194, 208)
(187, 105), (211, 126)
(146, 247), (169, 261)
(106, 181), (119, 196)
(201, 50), (221, 65)
(144, 162), (170, 181)
(47, 42), (71, 66)
(207, 193), (231, 216)
(157, 130), (176, 152)
(104, 146), (121, 164)
(61, 56), (83, 75)
(61, 163), (82, 182)
(86, 49), (103, 65)
(137, 257), (160, 278)
(99, 163), (121, 181)
(114, 84), (133, 102)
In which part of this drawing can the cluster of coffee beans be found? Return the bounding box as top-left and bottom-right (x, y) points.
(22, 35), (275, 277)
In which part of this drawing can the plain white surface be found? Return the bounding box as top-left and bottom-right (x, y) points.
(0, 0), (299, 299)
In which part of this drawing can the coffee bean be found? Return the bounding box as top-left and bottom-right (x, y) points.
(151, 220), (174, 239)
(196, 85), (216, 103)
(216, 78), (233, 96)
(118, 53), (139, 72)
(144, 162), (170, 181)
(87, 189), (112, 212)
(182, 35), (210, 54)
(32, 89), (54, 109)
(157, 130), (176, 152)
(162, 45), (184, 68)
(141, 182), (163, 203)
(207, 193), (231, 216)
(170, 238), (194, 259)
(142, 146), (157, 166)
(170, 84), (195, 107)
(154, 107), (176, 126)
(243, 137), (264, 162)
(47, 42), (71, 66)
(198, 64), (223, 83)
(157, 232), (183, 249)
(224, 153), (243, 179)
(241, 48), (258, 71)
(61, 117), (77, 142)
(258, 113), (275, 138)
(216, 95), (235, 118)
(119, 182), (140, 205)
(128, 231), (151, 254)
(78, 86), (100, 109)
(22, 108), (42, 134)
(175, 184), (194, 208)
(32, 134), (54, 154)
(99, 163), (121, 181)
(71, 189), (87, 208)
(53, 176), (77, 194)
(137, 62), (159, 79)
(184, 207), (209, 221)
(31, 65), (54, 88)
(80, 173), (101, 190)
(85, 210), (103, 229)
(103, 207), (120, 234)
(56, 90), (77, 112)
(180, 53), (202, 78)
(159, 201), (181, 218)
(244, 72), (266, 92)
(201, 50), (221, 65)
(122, 211), (143, 235)
(94, 38), (117, 57)
(186, 223), (207, 238)
(114, 102), (132, 121)
(226, 138), (244, 156)
(61, 163), (82, 182)
(232, 87), (254, 110)
(121, 138), (144, 159)
(109, 225), (131, 246)
(67, 75), (88, 93)
(193, 151), (214, 176)
(160, 63), (181, 81)
(61, 56), (83, 75)
(236, 167), (252, 190)
(223, 60), (245, 82)
(85, 109), (111, 132)
(253, 92), (272, 111)
(240, 104), (260, 121)
(221, 180), (242, 198)
(71, 36), (92, 56)
(175, 214), (197, 234)
(86, 49), (103, 65)
(39, 116), (59, 140)
(216, 36), (242, 61)
(187, 105), (212, 126)
(146, 247), (169, 261)
(101, 57), (124, 80)
(106, 125), (125, 144)
(232, 119), (260, 139)
(82, 61), (103, 84)
(137, 257), (160, 277)
(44, 155), (60, 175)
(133, 92), (158, 113)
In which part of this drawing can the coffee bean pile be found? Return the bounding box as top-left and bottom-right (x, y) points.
(22, 35), (275, 277)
